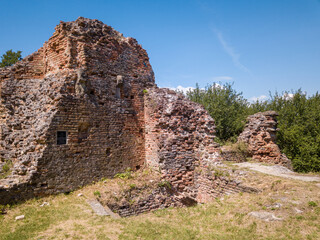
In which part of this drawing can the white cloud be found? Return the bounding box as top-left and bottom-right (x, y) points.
(169, 84), (223, 95)
(282, 93), (294, 100)
(212, 76), (233, 81)
(211, 82), (223, 89)
(169, 85), (195, 94)
(249, 95), (268, 102)
(215, 30), (251, 74)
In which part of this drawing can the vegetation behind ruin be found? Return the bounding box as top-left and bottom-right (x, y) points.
(1, 49), (319, 173)
(187, 83), (320, 173)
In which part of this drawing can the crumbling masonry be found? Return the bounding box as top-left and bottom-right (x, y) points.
(0, 18), (258, 206)
(238, 111), (292, 169)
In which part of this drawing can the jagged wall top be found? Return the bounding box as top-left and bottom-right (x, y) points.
(0, 17), (154, 84)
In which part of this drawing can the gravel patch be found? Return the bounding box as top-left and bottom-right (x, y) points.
(234, 162), (320, 182)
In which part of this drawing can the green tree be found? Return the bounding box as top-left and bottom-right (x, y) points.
(0, 50), (22, 68)
(187, 82), (249, 143)
(187, 83), (320, 172)
(268, 90), (320, 172)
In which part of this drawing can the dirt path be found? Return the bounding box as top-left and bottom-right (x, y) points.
(234, 162), (320, 182)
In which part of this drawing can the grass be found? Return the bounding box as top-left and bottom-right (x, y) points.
(0, 159), (13, 179)
(114, 168), (133, 180)
(0, 165), (319, 240)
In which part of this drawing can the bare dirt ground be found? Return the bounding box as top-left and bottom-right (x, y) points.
(234, 162), (320, 182)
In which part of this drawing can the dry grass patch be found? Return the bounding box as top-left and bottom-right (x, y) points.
(0, 165), (319, 240)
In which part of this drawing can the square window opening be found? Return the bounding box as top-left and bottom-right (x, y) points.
(57, 131), (67, 145)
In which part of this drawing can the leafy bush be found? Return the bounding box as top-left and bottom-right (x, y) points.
(267, 90), (320, 172)
(228, 141), (249, 156)
(187, 83), (249, 143)
(2, 161), (11, 172)
(0, 205), (7, 215)
(187, 83), (320, 172)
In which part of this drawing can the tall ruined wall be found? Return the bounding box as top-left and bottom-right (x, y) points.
(238, 111), (291, 168)
(144, 88), (233, 203)
(0, 17), (155, 203)
(0, 17), (256, 206)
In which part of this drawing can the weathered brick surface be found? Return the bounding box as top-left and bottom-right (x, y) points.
(143, 88), (253, 204)
(238, 111), (292, 168)
(0, 17), (154, 203)
(106, 186), (182, 217)
(0, 17), (256, 207)
(220, 148), (247, 163)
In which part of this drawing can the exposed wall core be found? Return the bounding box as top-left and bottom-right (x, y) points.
(238, 111), (292, 168)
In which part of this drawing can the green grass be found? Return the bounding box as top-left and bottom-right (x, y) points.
(0, 160), (13, 179)
(0, 167), (319, 240)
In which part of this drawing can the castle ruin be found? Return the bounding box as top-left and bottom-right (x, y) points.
(0, 18), (287, 208)
(0, 17), (230, 204)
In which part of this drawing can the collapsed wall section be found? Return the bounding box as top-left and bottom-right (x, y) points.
(144, 88), (252, 204)
(238, 111), (292, 168)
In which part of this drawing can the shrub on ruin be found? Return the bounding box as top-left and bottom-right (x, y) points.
(2, 161), (11, 173)
(114, 168), (133, 180)
(158, 180), (172, 189)
(229, 141), (250, 157)
(0, 159), (12, 179)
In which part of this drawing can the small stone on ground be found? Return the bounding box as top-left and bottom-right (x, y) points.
(87, 199), (110, 216)
(15, 215), (25, 221)
(40, 202), (50, 207)
(248, 211), (283, 221)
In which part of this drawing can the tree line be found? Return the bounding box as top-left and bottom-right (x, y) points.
(187, 83), (320, 173)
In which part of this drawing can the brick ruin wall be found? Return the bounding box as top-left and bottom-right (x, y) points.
(0, 17), (155, 204)
(0, 17), (259, 207)
(238, 111), (292, 168)
(144, 88), (255, 205)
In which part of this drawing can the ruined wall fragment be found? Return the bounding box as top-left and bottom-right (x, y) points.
(144, 88), (253, 204)
(0, 17), (155, 203)
(238, 111), (292, 168)
(0, 17), (257, 207)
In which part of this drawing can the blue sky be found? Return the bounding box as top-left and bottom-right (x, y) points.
(1, 0), (319, 100)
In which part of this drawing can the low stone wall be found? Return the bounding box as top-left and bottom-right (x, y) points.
(106, 186), (181, 217)
(103, 169), (258, 217)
